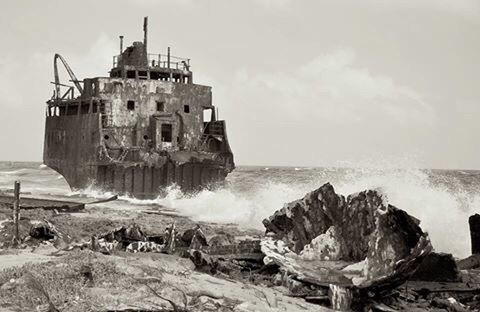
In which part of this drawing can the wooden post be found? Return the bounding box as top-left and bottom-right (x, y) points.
(329, 284), (353, 311)
(12, 181), (20, 246)
(469, 214), (480, 254)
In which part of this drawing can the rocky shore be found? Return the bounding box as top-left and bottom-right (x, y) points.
(0, 183), (479, 311)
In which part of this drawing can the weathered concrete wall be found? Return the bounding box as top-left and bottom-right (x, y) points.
(94, 78), (212, 151)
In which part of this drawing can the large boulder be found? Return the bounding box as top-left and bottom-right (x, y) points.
(262, 182), (432, 290)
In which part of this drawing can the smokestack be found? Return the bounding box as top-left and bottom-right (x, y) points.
(119, 35), (124, 54)
(143, 16), (148, 52)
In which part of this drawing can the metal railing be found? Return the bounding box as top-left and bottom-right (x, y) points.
(113, 53), (191, 71)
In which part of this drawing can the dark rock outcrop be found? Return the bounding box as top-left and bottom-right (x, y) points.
(411, 252), (460, 282)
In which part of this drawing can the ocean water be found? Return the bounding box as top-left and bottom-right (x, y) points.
(0, 161), (479, 258)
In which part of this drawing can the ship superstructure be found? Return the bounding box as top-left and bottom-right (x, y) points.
(44, 17), (234, 197)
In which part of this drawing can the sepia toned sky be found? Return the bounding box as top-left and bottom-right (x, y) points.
(0, 0), (479, 169)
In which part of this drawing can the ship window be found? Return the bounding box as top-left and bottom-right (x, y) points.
(127, 70), (136, 79)
(104, 135), (110, 140)
(138, 71), (148, 80)
(127, 100), (135, 110)
(81, 103), (90, 114)
(161, 124), (172, 143)
(184, 105), (190, 113)
(156, 101), (165, 112)
(143, 135), (149, 140)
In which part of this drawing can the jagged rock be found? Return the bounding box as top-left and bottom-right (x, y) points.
(262, 182), (432, 309)
(262, 183), (341, 253)
(180, 225), (208, 249)
(411, 252), (461, 282)
(29, 221), (57, 240)
(365, 205), (425, 279)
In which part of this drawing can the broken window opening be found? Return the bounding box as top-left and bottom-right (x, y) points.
(161, 124), (172, 143)
(150, 71), (160, 80)
(127, 100), (135, 110)
(184, 105), (190, 113)
(203, 108), (212, 122)
(157, 101), (165, 112)
(127, 70), (136, 79)
(67, 105), (78, 116)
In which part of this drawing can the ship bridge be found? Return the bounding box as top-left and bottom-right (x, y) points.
(110, 18), (193, 84)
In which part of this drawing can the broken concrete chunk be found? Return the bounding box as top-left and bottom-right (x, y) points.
(411, 252), (460, 282)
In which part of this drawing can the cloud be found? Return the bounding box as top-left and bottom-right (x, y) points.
(220, 48), (437, 166)
(232, 48), (434, 127)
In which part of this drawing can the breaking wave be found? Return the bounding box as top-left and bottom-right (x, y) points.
(147, 167), (480, 258)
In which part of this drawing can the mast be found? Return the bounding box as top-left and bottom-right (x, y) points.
(143, 16), (148, 52)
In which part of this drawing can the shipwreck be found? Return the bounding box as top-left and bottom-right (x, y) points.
(43, 17), (234, 198)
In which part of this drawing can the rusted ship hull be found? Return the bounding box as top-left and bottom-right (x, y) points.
(44, 18), (234, 197)
(44, 113), (233, 198)
(95, 162), (228, 197)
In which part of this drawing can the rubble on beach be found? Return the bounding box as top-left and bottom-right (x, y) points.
(0, 183), (479, 311)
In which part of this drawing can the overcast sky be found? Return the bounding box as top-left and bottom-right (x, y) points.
(0, 0), (479, 169)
